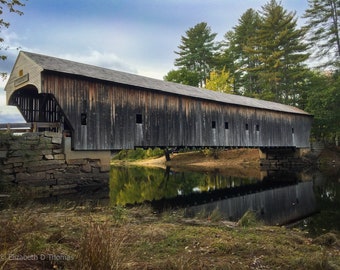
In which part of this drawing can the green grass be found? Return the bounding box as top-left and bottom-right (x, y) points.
(0, 203), (339, 270)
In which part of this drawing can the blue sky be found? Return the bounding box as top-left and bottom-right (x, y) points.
(0, 0), (308, 123)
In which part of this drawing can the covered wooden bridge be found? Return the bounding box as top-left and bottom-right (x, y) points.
(5, 51), (312, 154)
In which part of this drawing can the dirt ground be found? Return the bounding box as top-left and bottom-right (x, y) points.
(126, 146), (340, 179)
(132, 148), (260, 168)
(129, 148), (262, 179)
(129, 146), (340, 169)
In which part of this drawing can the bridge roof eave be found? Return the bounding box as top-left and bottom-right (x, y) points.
(19, 51), (311, 116)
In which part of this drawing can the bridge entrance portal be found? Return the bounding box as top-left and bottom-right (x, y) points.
(8, 86), (70, 132)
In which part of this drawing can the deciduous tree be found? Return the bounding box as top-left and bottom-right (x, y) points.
(305, 70), (340, 143)
(0, 0), (25, 78)
(205, 67), (234, 94)
(163, 68), (200, 87)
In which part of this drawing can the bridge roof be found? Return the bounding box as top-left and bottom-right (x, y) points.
(21, 51), (310, 116)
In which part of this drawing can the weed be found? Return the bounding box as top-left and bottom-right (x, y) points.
(111, 205), (128, 224)
(161, 209), (185, 223)
(0, 210), (44, 248)
(313, 232), (339, 247)
(193, 208), (208, 219)
(75, 222), (127, 270)
(23, 233), (47, 254)
(209, 207), (223, 222)
(237, 210), (262, 227)
(201, 148), (213, 157)
(0, 204), (338, 270)
(161, 254), (206, 270)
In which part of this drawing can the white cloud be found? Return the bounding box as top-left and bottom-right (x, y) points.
(0, 106), (24, 123)
(59, 50), (138, 75)
(0, 77), (24, 123)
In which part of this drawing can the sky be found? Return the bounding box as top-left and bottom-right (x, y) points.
(0, 0), (309, 123)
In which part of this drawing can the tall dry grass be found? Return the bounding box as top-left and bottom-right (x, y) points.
(75, 222), (127, 270)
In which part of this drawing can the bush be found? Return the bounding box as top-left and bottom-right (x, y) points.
(112, 148), (164, 161)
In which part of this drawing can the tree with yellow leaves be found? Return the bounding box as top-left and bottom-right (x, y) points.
(205, 67), (234, 94)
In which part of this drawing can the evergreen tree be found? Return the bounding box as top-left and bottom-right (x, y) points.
(245, 0), (309, 105)
(221, 8), (261, 96)
(303, 0), (340, 69)
(173, 22), (218, 87)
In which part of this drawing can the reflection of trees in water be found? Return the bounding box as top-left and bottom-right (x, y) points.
(308, 169), (340, 236)
(109, 166), (259, 206)
(109, 166), (323, 226)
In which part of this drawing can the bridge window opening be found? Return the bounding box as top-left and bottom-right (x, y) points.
(212, 121), (216, 129)
(225, 122), (229, 129)
(245, 123), (249, 131)
(256, 124), (260, 131)
(292, 127), (294, 134)
(81, 113), (87, 125)
(136, 114), (142, 124)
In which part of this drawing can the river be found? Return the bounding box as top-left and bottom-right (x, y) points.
(1, 164), (339, 236)
(108, 165), (339, 235)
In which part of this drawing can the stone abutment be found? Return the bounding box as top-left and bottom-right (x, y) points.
(0, 132), (110, 191)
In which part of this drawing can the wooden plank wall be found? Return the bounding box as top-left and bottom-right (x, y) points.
(41, 72), (312, 151)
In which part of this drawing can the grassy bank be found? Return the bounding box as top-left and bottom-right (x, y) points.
(0, 203), (339, 270)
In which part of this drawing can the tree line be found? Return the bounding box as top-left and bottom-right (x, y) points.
(164, 0), (340, 145)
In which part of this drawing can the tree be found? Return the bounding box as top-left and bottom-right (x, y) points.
(221, 8), (261, 96)
(305, 70), (340, 143)
(173, 22), (218, 87)
(0, 0), (25, 78)
(205, 67), (234, 94)
(245, 0), (309, 105)
(303, 0), (340, 69)
(163, 68), (200, 87)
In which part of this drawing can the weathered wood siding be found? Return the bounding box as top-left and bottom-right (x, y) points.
(42, 72), (312, 150)
(5, 53), (42, 103)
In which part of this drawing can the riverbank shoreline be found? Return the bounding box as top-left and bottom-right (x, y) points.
(0, 203), (339, 269)
(1, 147), (339, 269)
(112, 148), (261, 168)
(112, 146), (340, 171)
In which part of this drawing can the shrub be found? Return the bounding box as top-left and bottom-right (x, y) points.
(112, 148), (164, 161)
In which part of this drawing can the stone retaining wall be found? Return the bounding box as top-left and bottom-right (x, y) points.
(0, 132), (110, 190)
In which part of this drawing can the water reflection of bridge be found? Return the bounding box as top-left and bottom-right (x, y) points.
(109, 166), (317, 225)
(183, 181), (316, 225)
